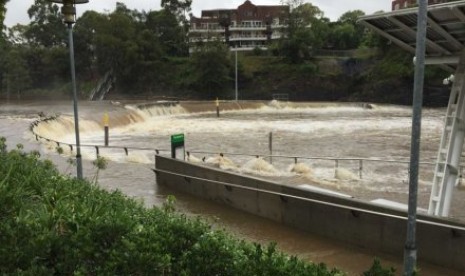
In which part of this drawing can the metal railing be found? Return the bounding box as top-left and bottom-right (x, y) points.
(30, 117), (171, 159)
(153, 167), (465, 231)
(31, 116), (460, 183)
(185, 149), (441, 180)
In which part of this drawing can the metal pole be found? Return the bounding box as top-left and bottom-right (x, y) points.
(359, 160), (363, 179)
(404, 0), (427, 274)
(6, 73), (10, 103)
(68, 23), (83, 180)
(334, 160), (339, 178)
(235, 50), (238, 101)
(103, 112), (109, 146)
(269, 132), (273, 164)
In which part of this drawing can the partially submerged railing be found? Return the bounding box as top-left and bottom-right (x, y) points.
(29, 116), (454, 182)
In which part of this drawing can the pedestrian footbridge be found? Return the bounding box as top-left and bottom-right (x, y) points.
(359, 0), (465, 218)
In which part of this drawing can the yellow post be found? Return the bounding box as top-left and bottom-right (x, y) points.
(103, 112), (110, 127)
(103, 112), (109, 146)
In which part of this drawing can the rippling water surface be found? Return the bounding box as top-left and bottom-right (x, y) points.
(1, 100), (463, 275)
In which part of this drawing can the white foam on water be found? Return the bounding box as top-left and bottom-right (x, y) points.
(288, 163), (312, 174)
(205, 155), (238, 171)
(32, 103), (446, 195)
(187, 153), (202, 163)
(123, 104), (188, 123)
(335, 168), (359, 181)
(125, 152), (153, 164)
(34, 116), (102, 143)
(241, 157), (280, 176)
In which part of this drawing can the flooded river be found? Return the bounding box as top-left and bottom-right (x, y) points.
(1, 100), (463, 275)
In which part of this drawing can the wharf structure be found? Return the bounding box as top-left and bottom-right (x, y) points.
(392, 0), (455, 10)
(188, 0), (288, 52)
(360, 1), (465, 217)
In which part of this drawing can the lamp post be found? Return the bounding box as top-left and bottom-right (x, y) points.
(235, 50), (238, 101)
(50, 0), (89, 180)
(404, 0), (427, 274)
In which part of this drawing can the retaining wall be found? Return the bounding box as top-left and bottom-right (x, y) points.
(154, 155), (465, 271)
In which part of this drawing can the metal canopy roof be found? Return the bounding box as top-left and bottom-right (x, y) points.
(358, 0), (465, 72)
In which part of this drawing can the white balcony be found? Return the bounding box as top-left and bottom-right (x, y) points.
(189, 28), (224, 33)
(271, 24), (286, 29)
(229, 26), (267, 31)
(229, 36), (268, 42)
(189, 24), (286, 33)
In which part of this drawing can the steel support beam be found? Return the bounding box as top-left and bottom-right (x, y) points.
(429, 49), (465, 217)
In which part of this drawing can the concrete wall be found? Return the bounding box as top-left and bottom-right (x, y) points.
(155, 155), (465, 271)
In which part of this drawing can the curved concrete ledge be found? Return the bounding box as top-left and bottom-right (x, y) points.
(155, 155), (465, 272)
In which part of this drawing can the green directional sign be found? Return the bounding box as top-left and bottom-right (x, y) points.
(171, 134), (185, 145)
(171, 133), (185, 159)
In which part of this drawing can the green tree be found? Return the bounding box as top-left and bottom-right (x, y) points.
(0, 0), (8, 34)
(278, 1), (329, 63)
(89, 5), (138, 80)
(3, 22), (68, 91)
(159, 0), (191, 56)
(0, 0), (8, 96)
(328, 10), (366, 50)
(338, 9), (365, 25)
(0, 41), (8, 97)
(25, 0), (66, 47)
(74, 11), (108, 79)
(146, 9), (186, 56)
(330, 23), (358, 49)
(4, 47), (32, 99)
(161, 0), (192, 23)
(187, 41), (232, 98)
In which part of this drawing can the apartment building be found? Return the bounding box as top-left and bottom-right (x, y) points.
(392, 0), (452, 10)
(189, 0), (289, 51)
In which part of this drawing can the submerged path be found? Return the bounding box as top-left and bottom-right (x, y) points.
(0, 100), (463, 275)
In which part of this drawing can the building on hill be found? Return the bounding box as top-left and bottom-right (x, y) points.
(392, 0), (453, 10)
(189, 0), (289, 52)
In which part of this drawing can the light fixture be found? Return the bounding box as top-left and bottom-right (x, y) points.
(50, 0), (89, 25)
(443, 74), (455, 86)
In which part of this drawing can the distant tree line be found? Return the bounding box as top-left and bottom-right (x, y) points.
(0, 0), (434, 101)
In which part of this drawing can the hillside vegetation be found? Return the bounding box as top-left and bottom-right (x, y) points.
(0, 1), (450, 106)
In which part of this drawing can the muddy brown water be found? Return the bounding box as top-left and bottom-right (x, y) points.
(1, 100), (463, 275)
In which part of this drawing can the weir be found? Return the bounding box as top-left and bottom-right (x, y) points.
(359, 1), (465, 217)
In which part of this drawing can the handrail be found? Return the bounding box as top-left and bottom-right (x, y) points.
(186, 150), (436, 166)
(153, 168), (465, 231)
(30, 117), (170, 157)
(31, 116), (457, 182)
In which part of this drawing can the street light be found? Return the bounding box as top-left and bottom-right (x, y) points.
(50, 0), (89, 179)
(235, 50), (238, 101)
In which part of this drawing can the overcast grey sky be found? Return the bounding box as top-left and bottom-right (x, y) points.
(5, 0), (390, 27)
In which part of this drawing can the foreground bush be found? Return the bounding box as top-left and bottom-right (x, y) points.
(0, 140), (343, 275)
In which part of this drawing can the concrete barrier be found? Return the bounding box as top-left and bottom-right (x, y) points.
(154, 155), (465, 271)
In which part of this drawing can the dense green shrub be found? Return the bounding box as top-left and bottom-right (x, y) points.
(363, 258), (396, 276)
(0, 137), (343, 275)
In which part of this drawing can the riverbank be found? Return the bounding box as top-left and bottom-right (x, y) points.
(0, 138), (349, 275)
(2, 101), (463, 275)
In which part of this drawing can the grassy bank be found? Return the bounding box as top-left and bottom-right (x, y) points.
(0, 138), (346, 275)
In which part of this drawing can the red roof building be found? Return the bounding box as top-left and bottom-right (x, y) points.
(189, 0), (289, 51)
(392, 0), (452, 10)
